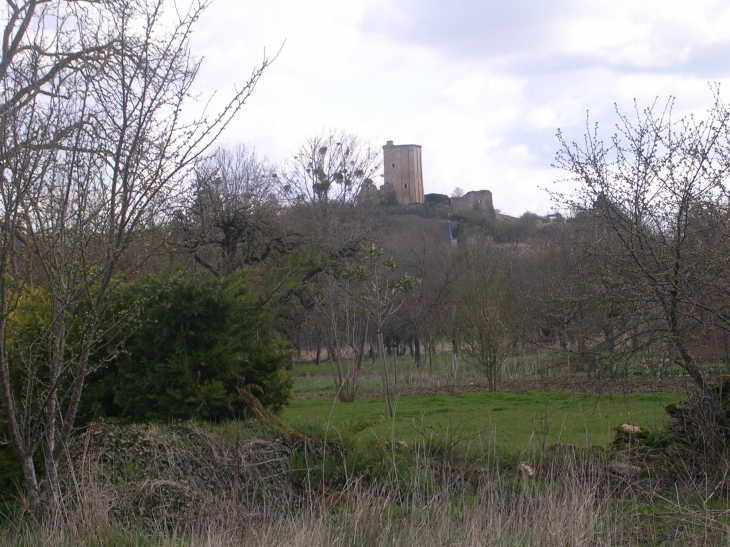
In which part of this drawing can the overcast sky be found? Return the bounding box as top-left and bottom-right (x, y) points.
(188, 0), (730, 216)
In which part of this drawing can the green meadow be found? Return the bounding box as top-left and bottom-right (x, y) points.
(284, 357), (682, 451)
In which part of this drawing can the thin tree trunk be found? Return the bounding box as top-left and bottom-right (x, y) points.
(20, 453), (40, 512)
(377, 330), (392, 417)
(43, 317), (67, 512)
(0, 316), (41, 512)
(393, 349), (397, 388)
(667, 288), (712, 402)
(415, 334), (421, 367)
(357, 336), (365, 371)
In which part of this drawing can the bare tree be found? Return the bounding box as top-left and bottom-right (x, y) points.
(0, 0), (270, 511)
(454, 232), (520, 391)
(520, 240), (574, 351)
(177, 145), (285, 275)
(552, 93), (730, 403)
(279, 130), (380, 210)
(347, 243), (418, 416)
(269, 132), (381, 362)
(314, 270), (369, 403)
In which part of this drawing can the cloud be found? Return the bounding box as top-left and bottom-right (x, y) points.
(362, 0), (730, 78)
(363, 0), (566, 57)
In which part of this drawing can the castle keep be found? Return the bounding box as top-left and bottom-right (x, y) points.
(380, 141), (424, 204)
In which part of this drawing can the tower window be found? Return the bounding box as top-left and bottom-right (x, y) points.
(392, 163), (395, 168)
(404, 183), (407, 188)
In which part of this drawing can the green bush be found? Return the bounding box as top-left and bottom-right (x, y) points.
(80, 271), (291, 423)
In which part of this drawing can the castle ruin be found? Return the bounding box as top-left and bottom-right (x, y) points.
(358, 140), (493, 217)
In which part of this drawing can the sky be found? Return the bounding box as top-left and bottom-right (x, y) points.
(187, 0), (730, 216)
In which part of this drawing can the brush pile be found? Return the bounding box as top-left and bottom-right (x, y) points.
(65, 422), (296, 524)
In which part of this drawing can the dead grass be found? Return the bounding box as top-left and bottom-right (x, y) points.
(5, 471), (730, 546)
(2, 423), (730, 547)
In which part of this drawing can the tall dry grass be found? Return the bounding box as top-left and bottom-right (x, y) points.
(3, 442), (730, 547)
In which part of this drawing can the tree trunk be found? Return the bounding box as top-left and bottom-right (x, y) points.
(415, 334), (421, 367)
(20, 454), (40, 513)
(377, 330), (392, 417)
(357, 336), (365, 371)
(315, 343), (321, 366)
(0, 319), (40, 512)
(393, 350), (398, 388)
(43, 316), (68, 513)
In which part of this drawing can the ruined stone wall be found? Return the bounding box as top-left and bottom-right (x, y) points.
(357, 181), (381, 204)
(451, 190), (495, 218)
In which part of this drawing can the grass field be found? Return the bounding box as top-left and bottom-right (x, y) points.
(285, 354), (683, 451)
(283, 390), (680, 450)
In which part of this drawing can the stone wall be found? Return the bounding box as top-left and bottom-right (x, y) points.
(424, 193), (451, 205)
(451, 190), (495, 218)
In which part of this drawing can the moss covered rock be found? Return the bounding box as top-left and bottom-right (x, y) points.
(613, 423), (649, 448)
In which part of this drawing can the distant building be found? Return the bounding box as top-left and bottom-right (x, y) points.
(380, 141), (424, 204)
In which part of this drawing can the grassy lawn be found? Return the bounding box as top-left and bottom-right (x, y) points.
(282, 390), (681, 452)
(285, 354), (686, 453)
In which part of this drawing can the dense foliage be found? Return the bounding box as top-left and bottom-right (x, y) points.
(80, 272), (292, 423)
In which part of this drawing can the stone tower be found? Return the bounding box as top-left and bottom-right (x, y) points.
(381, 141), (424, 204)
